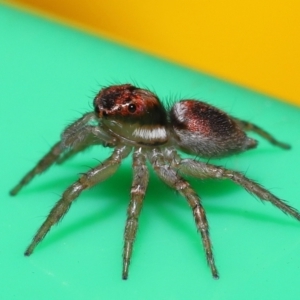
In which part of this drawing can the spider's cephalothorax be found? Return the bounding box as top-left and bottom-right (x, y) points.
(93, 84), (168, 145)
(10, 84), (299, 280)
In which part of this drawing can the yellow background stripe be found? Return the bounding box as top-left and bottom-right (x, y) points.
(6, 0), (300, 105)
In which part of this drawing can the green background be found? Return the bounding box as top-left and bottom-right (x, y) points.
(1, 4), (300, 300)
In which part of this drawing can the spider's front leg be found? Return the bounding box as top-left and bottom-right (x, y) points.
(9, 141), (62, 196)
(123, 148), (149, 279)
(10, 112), (116, 195)
(148, 149), (219, 279)
(59, 112), (117, 163)
(24, 145), (131, 256)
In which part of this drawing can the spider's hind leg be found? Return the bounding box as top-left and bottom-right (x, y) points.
(175, 156), (300, 221)
(234, 118), (291, 150)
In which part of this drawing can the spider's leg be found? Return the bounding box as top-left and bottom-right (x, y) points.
(148, 149), (219, 279)
(176, 157), (300, 221)
(57, 125), (116, 164)
(57, 134), (97, 164)
(10, 113), (116, 195)
(234, 118), (291, 149)
(24, 145), (131, 256)
(10, 141), (62, 196)
(60, 112), (117, 157)
(123, 148), (149, 280)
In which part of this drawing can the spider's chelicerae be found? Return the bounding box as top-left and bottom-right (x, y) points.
(10, 84), (300, 279)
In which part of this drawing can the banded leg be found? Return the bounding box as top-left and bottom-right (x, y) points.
(234, 118), (291, 149)
(10, 112), (116, 195)
(123, 148), (149, 279)
(25, 145), (131, 256)
(58, 125), (117, 164)
(61, 112), (116, 150)
(10, 142), (62, 196)
(148, 149), (219, 279)
(174, 156), (300, 221)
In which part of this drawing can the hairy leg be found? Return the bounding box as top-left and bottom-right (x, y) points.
(168, 151), (300, 221)
(58, 125), (116, 163)
(234, 118), (291, 149)
(10, 113), (116, 195)
(123, 148), (149, 279)
(10, 142), (62, 196)
(61, 112), (116, 150)
(24, 145), (131, 256)
(148, 149), (219, 279)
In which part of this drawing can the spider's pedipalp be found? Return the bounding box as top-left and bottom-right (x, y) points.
(123, 147), (149, 280)
(24, 145), (131, 256)
(148, 148), (219, 279)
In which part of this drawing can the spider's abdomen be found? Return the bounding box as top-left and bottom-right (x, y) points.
(170, 100), (257, 157)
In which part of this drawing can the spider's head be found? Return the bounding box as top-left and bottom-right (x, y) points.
(93, 84), (168, 145)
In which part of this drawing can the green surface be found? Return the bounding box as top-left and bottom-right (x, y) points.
(1, 4), (300, 300)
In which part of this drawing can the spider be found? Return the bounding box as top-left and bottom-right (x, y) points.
(10, 84), (300, 280)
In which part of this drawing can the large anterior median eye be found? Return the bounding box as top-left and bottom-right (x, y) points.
(128, 103), (136, 113)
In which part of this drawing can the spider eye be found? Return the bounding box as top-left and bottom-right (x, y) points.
(128, 103), (136, 113)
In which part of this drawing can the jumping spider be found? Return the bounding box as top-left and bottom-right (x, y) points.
(10, 84), (300, 280)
